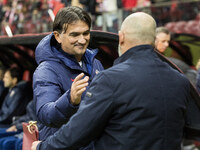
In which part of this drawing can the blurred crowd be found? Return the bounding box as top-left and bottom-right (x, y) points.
(0, 0), (199, 36)
(0, 0), (53, 35)
(0, 0), (153, 35)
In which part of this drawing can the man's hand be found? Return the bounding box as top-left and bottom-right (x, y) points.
(6, 125), (17, 132)
(70, 73), (89, 105)
(31, 141), (41, 150)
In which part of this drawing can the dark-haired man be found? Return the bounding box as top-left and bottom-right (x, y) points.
(33, 6), (103, 141)
(0, 67), (32, 127)
(0, 66), (8, 108)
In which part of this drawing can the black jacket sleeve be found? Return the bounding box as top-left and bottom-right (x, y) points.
(37, 73), (114, 150)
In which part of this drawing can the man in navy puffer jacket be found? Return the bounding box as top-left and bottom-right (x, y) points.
(33, 6), (103, 141)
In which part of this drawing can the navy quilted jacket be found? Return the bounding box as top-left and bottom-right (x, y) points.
(33, 33), (104, 140)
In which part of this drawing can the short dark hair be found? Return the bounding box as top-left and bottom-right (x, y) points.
(0, 66), (6, 80)
(0, 66), (6, 74)
(6, 67), (23, 82)
(53, 6), (91, 33)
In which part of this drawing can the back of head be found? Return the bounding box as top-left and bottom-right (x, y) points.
(120, 12), (156, 45)
(53, 6), (91, 33)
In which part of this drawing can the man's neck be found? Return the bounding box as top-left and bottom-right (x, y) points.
(75, 55), (83, 62)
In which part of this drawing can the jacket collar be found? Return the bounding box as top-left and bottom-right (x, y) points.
(114, 45), (154, 65)
(52, 40), (98, 74)
(36, 32), (98, 74)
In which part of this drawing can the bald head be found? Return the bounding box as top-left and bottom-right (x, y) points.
(119, 12), (156, 55)
(121, 12), (156, 44)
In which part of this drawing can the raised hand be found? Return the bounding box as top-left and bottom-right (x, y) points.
(70, 73), (89, 105)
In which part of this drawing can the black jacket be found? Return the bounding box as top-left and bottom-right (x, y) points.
(0, 81), (32, 124)
(0, 80), (8, 108)
(33, 33), (103, 140)
(37, 45), (191, 150)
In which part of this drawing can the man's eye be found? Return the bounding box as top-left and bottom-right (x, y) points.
(71, 33), (79, 37)
(83, 32), (89, 36)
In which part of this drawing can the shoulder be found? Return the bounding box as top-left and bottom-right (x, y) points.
(35, 60), (66, 74)
(33, 61), (61, 82)
(172, 70), (191, 91)
(93, 58), (103, 69)
(94, 63), (125, 84)
(35, 61), (56, 74)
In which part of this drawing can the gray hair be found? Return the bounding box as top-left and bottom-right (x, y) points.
(156, 27), (170, 36)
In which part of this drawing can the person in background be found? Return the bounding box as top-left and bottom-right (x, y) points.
(0, 66), (6, 90)
(33, 6), (104, 142)
(155, 26), (197, 86)
(155, 26), (199, 150)
(32, 12), (192, 150)
(0, 67), (32, 127)
(0, 66), (8, 108)
(0, 100), (37, 150)
(155, 26), (171, 54)
(6, 100), (36, 132)
(101, 0), (118, 33)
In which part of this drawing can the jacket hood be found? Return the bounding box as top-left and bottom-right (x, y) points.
(35, 33), (58, 64)
(35, 33), (99, 70)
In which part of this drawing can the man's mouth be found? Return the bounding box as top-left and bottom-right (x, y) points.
(75, 44), (85, 49)
(76, 45), (84, 49)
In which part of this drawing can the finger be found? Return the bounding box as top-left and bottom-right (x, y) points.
(74, 82), (88, 92)
(73, 76), (89, 86)
(74, 73), (85, 82)
(84, 76), (89, 81)
(76, 87), (87, 96)
(73, 76), (89, 90)
(71, 82), (88, 96)
(76, 75), (89, 84)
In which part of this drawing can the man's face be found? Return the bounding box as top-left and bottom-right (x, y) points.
(155, 32), (171, 53)
(55, 21), (90, 61)
(3, 71), (15, 88)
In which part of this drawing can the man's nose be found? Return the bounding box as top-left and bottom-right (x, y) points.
(165, 42), (169, 47)
(78, 35), (86, 44)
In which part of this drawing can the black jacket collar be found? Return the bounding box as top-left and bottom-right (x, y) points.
(114, 45), (154, 65)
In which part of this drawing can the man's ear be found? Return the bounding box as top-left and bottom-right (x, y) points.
(13, 77), (18, 86)
(118, 31), (124, 46)
(53, 31), (61, 44)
